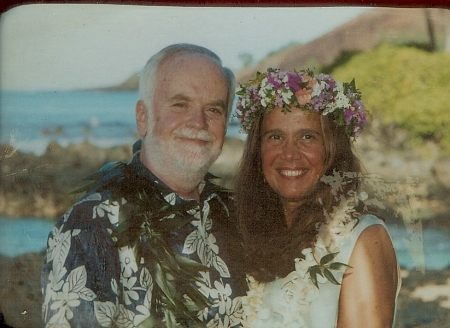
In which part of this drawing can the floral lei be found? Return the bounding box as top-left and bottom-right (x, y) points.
(235, 68), (368, 139)
(241, 171), (378, 328)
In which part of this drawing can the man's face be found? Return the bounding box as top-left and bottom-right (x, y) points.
(141, 54), (229, 179)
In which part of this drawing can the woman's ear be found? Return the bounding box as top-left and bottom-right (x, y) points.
(136, 100), (148, 137)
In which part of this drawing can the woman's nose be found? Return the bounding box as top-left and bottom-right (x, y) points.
(281, 140), (301, 160)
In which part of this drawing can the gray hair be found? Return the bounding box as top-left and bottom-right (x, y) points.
(139, 43), (235, 119)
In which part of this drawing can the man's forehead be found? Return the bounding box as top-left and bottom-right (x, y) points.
(159, 53), (224, 78)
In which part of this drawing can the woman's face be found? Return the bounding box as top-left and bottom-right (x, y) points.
(261, 108), (326, 208)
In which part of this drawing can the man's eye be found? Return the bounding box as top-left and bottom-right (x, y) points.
(301, 134), (314, 140)
(174, 103), (186, 107)
(208, 107), (224, 115)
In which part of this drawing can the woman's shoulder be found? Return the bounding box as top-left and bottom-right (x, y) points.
(337, 214), (389, 265)
(352, 213), (387, 237)
(357, 213), (385, 226)
(352, 215), (395, 260)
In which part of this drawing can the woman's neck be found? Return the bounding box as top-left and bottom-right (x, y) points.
(281, 192), (314, 228)
(283, 201), (301, 228)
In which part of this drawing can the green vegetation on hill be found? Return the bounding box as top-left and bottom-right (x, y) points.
(330, 43), (450, 155)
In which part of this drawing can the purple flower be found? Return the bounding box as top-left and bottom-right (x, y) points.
(275, 94), (283, 107)
(344, 108), (356, 125)
(284, 72), (302, 91)
(267, 72), (282, 89)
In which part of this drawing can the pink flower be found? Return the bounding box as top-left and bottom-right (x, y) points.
(295, 76), (316, 105)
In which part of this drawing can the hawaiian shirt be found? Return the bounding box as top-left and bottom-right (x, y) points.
(41, 154), (246, 328)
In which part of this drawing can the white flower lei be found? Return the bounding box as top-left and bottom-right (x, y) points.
(241, 174), (365, 328)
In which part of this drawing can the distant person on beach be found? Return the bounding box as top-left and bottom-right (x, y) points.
(41, 44), (246, 327)
(233, 68), (401, 327)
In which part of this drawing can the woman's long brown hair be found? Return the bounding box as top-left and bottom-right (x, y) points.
(233, 109), (363, 282)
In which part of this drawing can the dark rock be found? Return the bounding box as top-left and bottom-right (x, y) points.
(0, 142), (133, 219)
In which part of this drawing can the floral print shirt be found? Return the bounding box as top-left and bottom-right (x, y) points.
(41, 155), (246, 328)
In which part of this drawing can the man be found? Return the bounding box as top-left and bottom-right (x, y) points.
(42, 44), (246, 328)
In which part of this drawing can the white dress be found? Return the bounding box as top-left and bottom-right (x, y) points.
(242, 214), (401, 328)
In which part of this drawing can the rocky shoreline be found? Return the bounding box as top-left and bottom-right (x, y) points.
(1, 129), (450, 327)
(0, 137), (246, 220)
(1, 123), (449, 226)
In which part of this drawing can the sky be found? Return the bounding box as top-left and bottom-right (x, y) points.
(0, 4), (372, 91)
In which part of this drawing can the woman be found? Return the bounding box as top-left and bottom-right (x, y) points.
(234, 68), (400, 327)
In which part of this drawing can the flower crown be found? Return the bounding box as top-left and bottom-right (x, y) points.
(235, 68), (368, 139)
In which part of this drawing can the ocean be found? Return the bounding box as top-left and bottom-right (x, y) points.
(0, 217), (449, 270)
(0, 90), (245, 156)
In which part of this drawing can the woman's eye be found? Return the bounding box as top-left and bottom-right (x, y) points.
(268, 134), (282, 140)
(301, 134), (314, 140)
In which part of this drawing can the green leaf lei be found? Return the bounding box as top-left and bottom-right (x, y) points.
(308, 252), (352, 288)
(73, 161), (229, 327)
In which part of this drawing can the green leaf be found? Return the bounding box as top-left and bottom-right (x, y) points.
(184, 297), (203, 312)
(349, 78), (357, 92)
(163, 309), (177, 328)
(323, 268), (341, 285)
(174, 254), (210, 272)
(328, 262), (352, 271)
(154, 263), (178, 306)
(319, 252), (339, 265)
(308, 265), (320, 288)
(137, 315), (157, 328)
(156, 215), (192, 232)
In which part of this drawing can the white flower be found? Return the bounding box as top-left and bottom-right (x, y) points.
(280, 89), (294, 103)
(333, 81), (345, 93)
(335, 91), (351, 109)
(294, 249), (315, 278)
(119, 246), (139, 278)
(93, 199), (120, 223)
(47, 265), (67, 293)
(281, 74), (289, 83)
(258, 78), (270, 96)
(311, 80), (326, 97)
(241, 276), (265, 325)
(210, 280), (232, 315)
(122, 276), (139, 305)
(50, 281), (81, 321)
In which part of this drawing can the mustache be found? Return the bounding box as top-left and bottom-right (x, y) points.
(174, 127), (216, 142)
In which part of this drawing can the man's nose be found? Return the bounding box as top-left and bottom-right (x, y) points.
(186, 108), (208, 129)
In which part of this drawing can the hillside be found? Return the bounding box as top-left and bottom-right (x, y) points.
(235, 7), (449, 83)
(103, 7), (449, 91)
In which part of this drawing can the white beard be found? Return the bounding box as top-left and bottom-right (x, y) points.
(143, 125), (222, 190)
